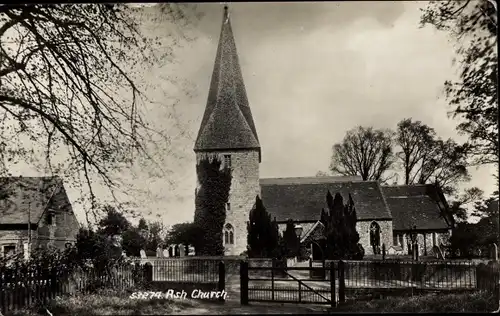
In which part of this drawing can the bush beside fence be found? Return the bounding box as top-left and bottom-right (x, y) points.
(0, 261), (149, 314)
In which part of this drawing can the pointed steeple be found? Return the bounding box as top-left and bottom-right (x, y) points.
(194, 6), (261, 160)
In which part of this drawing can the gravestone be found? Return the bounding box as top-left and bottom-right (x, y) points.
(156, 247), (162, 258)
(163, 249), (169, 258)
(140, 249), (146, 259)
(179, 244), (186, 257)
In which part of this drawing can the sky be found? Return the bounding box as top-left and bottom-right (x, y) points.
(5, 2), (498, 227)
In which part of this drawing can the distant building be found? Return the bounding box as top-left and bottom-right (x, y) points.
(0, 176), (80, 258)
(194, 7), (454, 257)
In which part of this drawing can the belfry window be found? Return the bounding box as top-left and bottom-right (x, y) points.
(224, 223), (234, 245)
(224, 155), (231, 168)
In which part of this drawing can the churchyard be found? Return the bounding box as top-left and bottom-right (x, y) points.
(1, 234), (499, 315)
(0, 0), (497, 314)
(1, 184), (499, 315)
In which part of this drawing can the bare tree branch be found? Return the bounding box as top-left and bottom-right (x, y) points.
(0, 4), (198, 224)
(329, 126), (395, 181)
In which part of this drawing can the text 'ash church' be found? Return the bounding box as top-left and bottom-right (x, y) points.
(194, 7), (454, 257)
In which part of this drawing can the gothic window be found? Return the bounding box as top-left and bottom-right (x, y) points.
(224, 223), (234, 245)
(224, 155), (231, 168)
(369, 221), (381, 254)
(226, 203), (231, 211)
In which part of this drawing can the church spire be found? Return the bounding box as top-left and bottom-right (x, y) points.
(194, 5), (261, 160)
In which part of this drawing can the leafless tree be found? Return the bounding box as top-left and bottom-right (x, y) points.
(395, 119), (436, 185)
(448, 187), (484, 222)
(395, 118), (470, 194)
(329, 126), (395, 182)
(0, 4), (197, 223)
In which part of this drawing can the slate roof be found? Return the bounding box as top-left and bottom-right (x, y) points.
(0, 176), (65, 225)
(259, 178), (392, 222)
(194, 7), (260, 156)
(260, 176), (363, 185)
(381, 185), (429, 198)
(381, 185), (450, 231)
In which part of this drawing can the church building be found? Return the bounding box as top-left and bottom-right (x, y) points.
(194, 7), (454, 258)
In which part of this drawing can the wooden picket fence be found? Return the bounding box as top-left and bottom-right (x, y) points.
(0, 263), (147, 314)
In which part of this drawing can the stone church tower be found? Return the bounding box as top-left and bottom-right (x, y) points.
(194, 6), (261, 256)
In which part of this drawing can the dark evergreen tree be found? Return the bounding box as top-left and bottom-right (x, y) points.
(323, 191), (364, 260)
(283, 219), (300, 258)
(270, 217), (283, 259)
(121, 227), (146, 257)
(344, 194), (364, 259)
(138, 218), (148, 232)
(247, 196), (280, 258)
(165, 222), (201, 251)
(320, 208), (329, 226)
(193, 157), (232, 256)
(97, 205), (131, 237)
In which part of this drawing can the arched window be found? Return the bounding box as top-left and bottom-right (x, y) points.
(369, 221), (381, 255)
(224, 223), (234, 245)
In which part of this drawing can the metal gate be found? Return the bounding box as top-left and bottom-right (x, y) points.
(240, 259), (346, 307)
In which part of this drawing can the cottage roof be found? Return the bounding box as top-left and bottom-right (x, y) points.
(259, 178), (392, 222)
(194, 6), (260, 157)
(0, 176), (67, 225)
(381, 185), (450, 231)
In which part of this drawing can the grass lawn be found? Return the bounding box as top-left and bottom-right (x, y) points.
(4, 288), (497, 315)
(333, 290), (498, 313)
(3, 288), (328, 315)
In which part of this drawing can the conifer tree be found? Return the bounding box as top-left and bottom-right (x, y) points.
(283, 219), (300, 258)
(247, 196), (280, 258)
(323, 191), (364, 260)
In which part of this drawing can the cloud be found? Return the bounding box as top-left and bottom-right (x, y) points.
(11, 2), (495, 227)
(122, 2), (497, 224)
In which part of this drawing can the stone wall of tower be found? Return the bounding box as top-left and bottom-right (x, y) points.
(196, 150), (260, 256)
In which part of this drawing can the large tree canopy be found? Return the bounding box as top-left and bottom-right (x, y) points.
(0, 4), (197, 223)
(395, 118), (470, 194)
(329, 126), (395, 182)
(420, 1), (498, 167)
